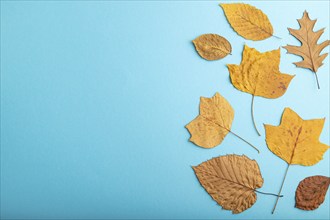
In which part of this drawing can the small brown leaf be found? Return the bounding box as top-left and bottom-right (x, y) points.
(193, 154), (264, 214)
(295, 175), (330, 210)
(193, 34), (232, 60)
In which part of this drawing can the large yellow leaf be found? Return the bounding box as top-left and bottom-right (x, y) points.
(283, 11), (330, 89)
(193, 34), (232, 60)
(220, 3), (274, 41)
(193, 154), (264, 214)
(265, 108), (329, 166)
(186, 92), (259, 152)
(264, 108), (329, 213)
(227, 45), (294, 135)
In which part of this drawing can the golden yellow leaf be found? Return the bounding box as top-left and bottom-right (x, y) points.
(186, 92), (259, 152)
(193, 34), (232, 60)
(265, 108), (329, 166)
(283, 11), (330, 89)
(264, 108), (329, 213)
(220, 3), (274, 41)
(193, 154), (264, 214)
(227, 45), (294, 135)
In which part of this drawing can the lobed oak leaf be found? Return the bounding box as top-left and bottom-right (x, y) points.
(283, 11), (330, 89)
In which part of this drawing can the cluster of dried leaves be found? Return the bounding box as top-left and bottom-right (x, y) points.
(187, 2), (330, 215)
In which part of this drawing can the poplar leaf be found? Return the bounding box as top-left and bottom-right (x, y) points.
(265, 108), (329, 166)
(186, 92), (259, 152)
(193, 34), (232, 60)
(193, 154), (264, 214)
(283, 11), (330, 89)
(264, 108), (330, 213)
(220, 3), (274, 41)
(227, 45), (294, 135)
(295, 175), (330, 211)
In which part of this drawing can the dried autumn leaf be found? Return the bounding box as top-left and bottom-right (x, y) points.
(220, 3), (274, 41)
(295, 175), (330, 211)
(264, 108), (330, 213)
(186, 92), (259, 152)
(193, 34), (232, 60)
(193, 154), (284, 213)
(283, 11), (330, 89)
(227, 45), (294, 135)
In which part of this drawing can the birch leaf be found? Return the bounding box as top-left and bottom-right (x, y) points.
(220, 3), (274, 41)
(193, 34), (232, 60)
(227, 45), (294, 135)
(186, 92), (259, 152)
(295, 175), (330, 211)
(193, 154), (264, 214)
(264, 108), (330, 213)
(283, 11), (330, 89)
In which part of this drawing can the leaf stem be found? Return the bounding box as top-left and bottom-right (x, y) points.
(229, 130), (260, 153)
(255, 190), (283, 197)
(272, 34), (282, 40)
(272, 163), (290, 214)
(314, 72), (320, 89)
(252, 95), (261, 136)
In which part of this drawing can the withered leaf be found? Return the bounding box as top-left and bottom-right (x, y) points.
(193, 34), (232, 60)
(193, 154), (264, 214)
(220, 3), (274, 41)
(186, 92), (259, 152)
(283, 11), (330, 89)
(295, 175), (330, 211)
(264, 108), (330, 213)
(227, 45), (294, 135)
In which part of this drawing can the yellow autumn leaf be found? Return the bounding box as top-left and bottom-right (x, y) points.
(193, 34), (232, 60)
(227, 45), (294, 135)
(220, 3), (274, 41)
(283, 11), (330, 89)
(264, 108), (329, 213)
(186, 92), (259, 152)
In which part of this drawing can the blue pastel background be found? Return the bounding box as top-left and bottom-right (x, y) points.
(1, 0), (329, 219)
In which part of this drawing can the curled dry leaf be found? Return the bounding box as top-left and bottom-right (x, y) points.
(227, 45), (294, 135)
(264, 108), (330, 213)
(193, 154), (264, 214)
(296, 175), (330, 211)
(220, 3), (274, 41)
(193, 34), (232, 60)
(283, 11), (330, 89)
(185, 92), (259, 152)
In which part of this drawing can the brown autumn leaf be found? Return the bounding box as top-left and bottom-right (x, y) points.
(220, 3), (274, 41)
(283, 11), (330, 89)
(227, 45), (294, 135)
(264, 108), (330, 213)
(193, 154), (264, 214)
(295, 175), (330, 211)
(185, 92), (259, 152)
(193, 34), (232, 60)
